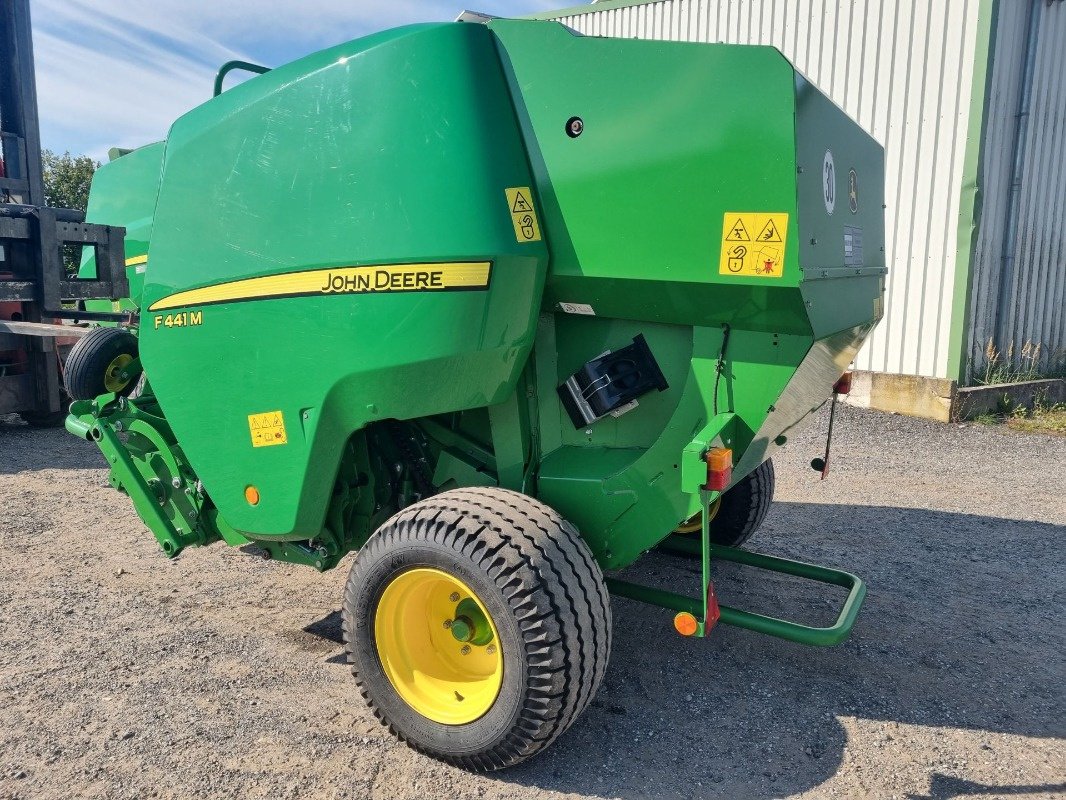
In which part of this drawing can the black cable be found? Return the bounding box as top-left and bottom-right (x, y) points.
(713, 323), (731, 416)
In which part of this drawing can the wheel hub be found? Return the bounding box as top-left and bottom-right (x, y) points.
(374, 567), (502, 725)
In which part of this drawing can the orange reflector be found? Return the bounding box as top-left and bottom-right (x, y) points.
(833, 371), (853, 395)
(702, 447), (733, 492)
(244, 485), (260, 506)
(674, 612), (699, 637)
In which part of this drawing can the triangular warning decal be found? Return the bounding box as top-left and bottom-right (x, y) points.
(756, 219), (783, 242)
(726, 218), (751, 242)
(511, 191), (533, 214)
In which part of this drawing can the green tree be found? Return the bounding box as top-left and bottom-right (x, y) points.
(41, 149), (98, 211)
(41, 150), (100, 275)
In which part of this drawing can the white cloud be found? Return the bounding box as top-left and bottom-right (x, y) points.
(32, 0), (559, 158)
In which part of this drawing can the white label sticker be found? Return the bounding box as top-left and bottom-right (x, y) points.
(823, 150), (836, 216)
(559, 302), (595, 316)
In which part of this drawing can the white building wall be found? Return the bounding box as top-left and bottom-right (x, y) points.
(547, 0), (983, 379)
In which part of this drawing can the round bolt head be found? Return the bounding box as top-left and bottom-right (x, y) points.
(171, 477), (182, 488)
(460, 645), (471, 655)
(442, 619), (453, 629)
(449, 592), (460, 602)
(486, 644), (497, 655)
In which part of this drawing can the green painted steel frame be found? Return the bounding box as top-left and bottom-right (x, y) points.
(607, 490), (867, 645)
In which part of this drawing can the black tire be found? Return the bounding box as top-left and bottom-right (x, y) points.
(18, 402), (69, 428)
(710, 458), (775, 547)
(64, 327), (139, 401)
(342, 487), (611, 770)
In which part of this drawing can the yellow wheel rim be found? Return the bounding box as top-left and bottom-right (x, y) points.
(374, 567), (503, 725)
(674, 497), (722, 534)
(103, 353), (133, 393)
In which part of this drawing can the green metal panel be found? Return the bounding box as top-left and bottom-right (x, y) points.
(485, 20), (884, 567)
(70, 20), (884, 600)
(139, 23), (548, 538)
(78, 141), (165, 310)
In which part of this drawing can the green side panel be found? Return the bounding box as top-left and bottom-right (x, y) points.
(489, 20), (885, 567)
(140, 23), (548, 538)
(79, 141), (164, 310)
(793, 75), (886, 338)
(490, 19), (809, 334)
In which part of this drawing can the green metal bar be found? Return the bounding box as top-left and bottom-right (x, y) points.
(93, 423), (187, 557)
(213, 60), (271, 97)
(605, 577), (701, 617)
(698, 487), (713, 636)
(612, 535), (867, 647)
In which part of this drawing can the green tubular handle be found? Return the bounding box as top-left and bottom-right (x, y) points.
(611, 536), (867, 647)
(213, 60), (271, 97)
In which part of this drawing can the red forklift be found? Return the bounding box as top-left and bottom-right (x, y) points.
(0, 0), (128, 425)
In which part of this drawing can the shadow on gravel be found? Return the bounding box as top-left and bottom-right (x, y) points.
(490, 502), (1065, 799)
(907, 773), (1066, 799)
(0, 419), (103, 474)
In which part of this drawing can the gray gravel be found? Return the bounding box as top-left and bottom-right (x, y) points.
(1, 405), (1063, 800)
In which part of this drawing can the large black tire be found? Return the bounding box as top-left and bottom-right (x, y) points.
(342, 487), (611, 770)
(64, 327), (139, 401)
(709, 458), (775, 547)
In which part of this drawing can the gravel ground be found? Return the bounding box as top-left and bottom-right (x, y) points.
(0, 405), (1063, 800)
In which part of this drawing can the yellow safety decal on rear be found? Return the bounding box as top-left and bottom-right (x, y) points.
(505, 187), (542, 243)
(147, 261), (492, 312)
(719, 212), (789, 278)
(248, 410), (287, 448)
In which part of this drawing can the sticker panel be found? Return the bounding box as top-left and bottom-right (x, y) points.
(719, 212), (790, 278)
(505, 187), (542, 243)
(559, 302), (595, 316)
(248, 411), (288, 448)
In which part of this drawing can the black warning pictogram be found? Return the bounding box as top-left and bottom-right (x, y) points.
(726, 218), (751, 242)
(756, 219), (783, 242)
(727, 245), (747, 272)
(511, 191), (534, 214)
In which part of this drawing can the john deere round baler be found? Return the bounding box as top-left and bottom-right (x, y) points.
(66, 18), (885, 769)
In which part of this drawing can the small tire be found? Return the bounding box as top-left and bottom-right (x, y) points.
(342, 487), (611, 770)
(710, 458), (775, 547)
(18, 402), (69, 428)
(64, 327), (140, 401)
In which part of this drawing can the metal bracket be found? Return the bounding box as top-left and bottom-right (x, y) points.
(607, 490), (867, 646)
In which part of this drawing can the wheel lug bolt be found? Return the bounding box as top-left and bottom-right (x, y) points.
(443, 619), (453, 629)
(486, 645), (496, 655)
(460, 645), (471, 655)
(449, 592), (460, 602)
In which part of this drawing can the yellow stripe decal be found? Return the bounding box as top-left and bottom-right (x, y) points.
(125, 254), (148, 266)
(147, 261), (493, 312)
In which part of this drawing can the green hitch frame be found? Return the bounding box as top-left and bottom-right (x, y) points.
(606, 489), (867, 646)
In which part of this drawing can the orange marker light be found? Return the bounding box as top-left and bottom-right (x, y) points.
(703, 447), (733, 492)
(674, 612), (699, 637)
(244, 485), (260, 506)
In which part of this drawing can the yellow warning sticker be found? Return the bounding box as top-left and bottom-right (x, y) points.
(248, 410), (288, 448)
(505, 187), (542, 243)
(719, 212), (790, 278)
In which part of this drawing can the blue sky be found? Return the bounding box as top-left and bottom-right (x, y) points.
(33, 0), (561, 160)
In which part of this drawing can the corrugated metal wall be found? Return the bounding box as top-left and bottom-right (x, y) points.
(967, 0), (1066, 382)
(548, 0), (982, 379)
